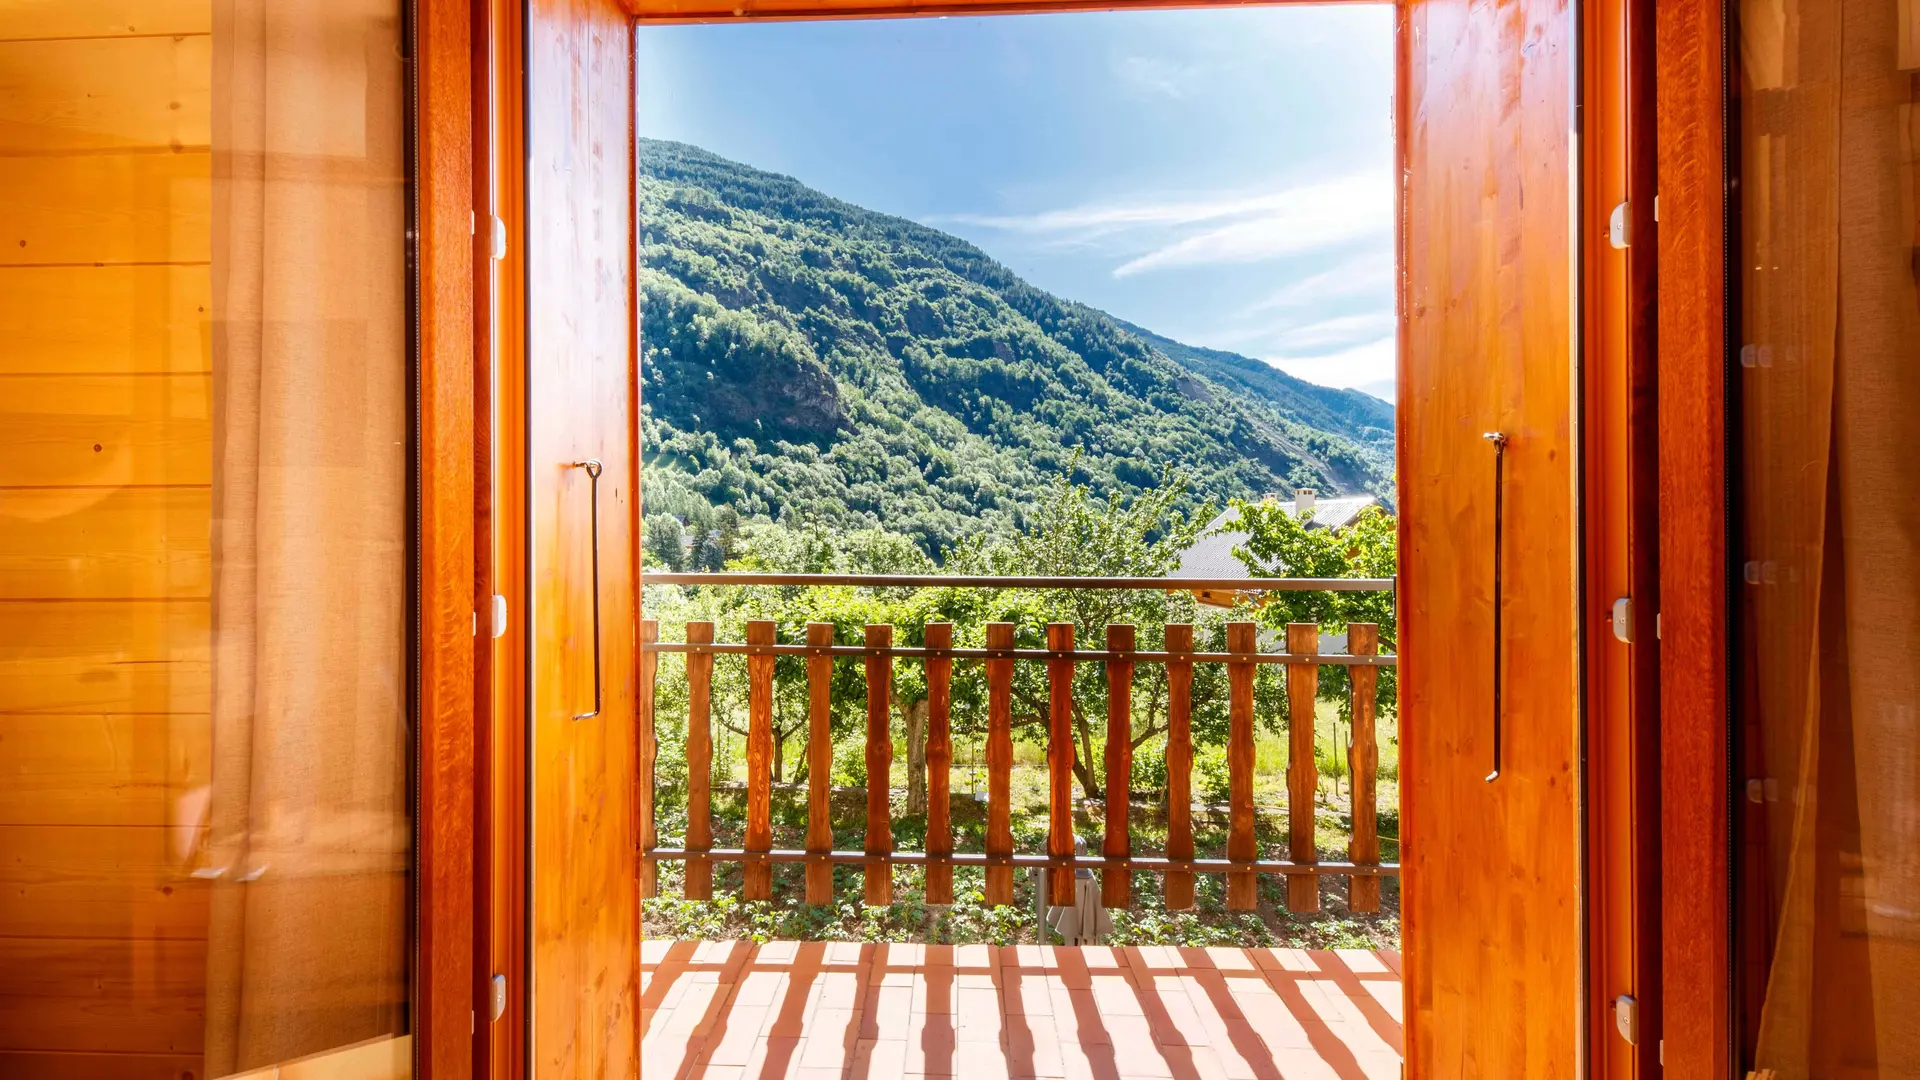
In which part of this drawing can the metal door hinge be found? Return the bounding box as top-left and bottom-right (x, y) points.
(1611, 597), (1633, 643)
(489, 214), (508, 261)
(1608, 201), (1631, 249)
(1614, 994), (1639, 1045)
(491, 594), (509, 639)
(490, 973), (508, 1022)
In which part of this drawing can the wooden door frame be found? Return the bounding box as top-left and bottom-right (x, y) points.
(1582, 0), (1663, 1075)
(1652, 0), (1732, 1076)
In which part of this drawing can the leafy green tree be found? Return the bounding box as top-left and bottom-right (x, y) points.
(644, 513), (687, 571)
(1223, 500), (1398, 716)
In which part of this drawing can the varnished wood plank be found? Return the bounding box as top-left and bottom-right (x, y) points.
(0, 487), (209, 600)
(0, 0), (211, 41)
(0, 267), (209, 375)
(0, 937), (206, 1054)
(1399, 0), (1581, 1070)
(1654, 0), (1730, 1073)
(923, 621), (954, 905)
(1045, 622), (1074, 907)
(1346, 625), (1380, 913)
(1162, 623), (1194, 911)
(863, 623), (893, 906)
(1284, 623), (1319, 914)
(0, 713), (208, 826)
(0, 153), (211, 267)
(984, 622), (1015, 906)
(638, 619), (659, 899)
(0, 824), (208, 939)
(415, 0), (479, 1076)
(804, 622), (835, 904)
(1225, 621), (1256, 910)
(0, 1050), (204, 1080)
(743, 620), (775, 901)
(684, 620), (714, 900)
(0, 36), (211, 153)
(0, 375), (211, 488)
(0, 599), (207, 714)
(1101, 623), (1133, 909)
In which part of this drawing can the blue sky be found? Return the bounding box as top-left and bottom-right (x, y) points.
(636, 6), (1397, 401)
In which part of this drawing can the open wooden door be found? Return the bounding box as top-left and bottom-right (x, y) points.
(1397, 0), (1583, 1075)
(526, 1), (641, 1078)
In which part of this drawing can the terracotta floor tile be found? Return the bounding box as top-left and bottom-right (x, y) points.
(903, 1012), (961, 1075)
(743, 1035), (808, 1080)
(1142, 990), (1210, 1047)
(853, 1037), (910, 1078)
(1375, 950), (1402, 976)
(1007, 1016), (1065, 1077)
(810, 972), (867, 1012)
(737, 971), (789, 1008)
(706, 1009), (771, 1065)
(1090, 975), (1145, 1015)
(1102, 1016), (1171, 1077)
(1003, 979), (1054, 1017)
(1050, 989), (1111, 1045)
(666, 982), (727, 1035)
(915, 974), (959, 1014)
(861, 985), (915, 1039)
(701, 1067), (748, 1080)
(956, 985), (1005, 1042)
(800, 1027), (859, 1070)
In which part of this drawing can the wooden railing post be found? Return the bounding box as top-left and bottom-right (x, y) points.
(925, 622), (955, 905)
(1163, 624), (1195, 910)
(804, 622), (836, 905)
(1226, 622), (1258, 909)
(744, 620), (776, 901)
(638, 619), (659, 899)
(864, 623), (894, 905)
(1286, 622), (1321, 913)
(1103, 624), (1135, 909)
(1347, 623), (1381, 912)
(685, 621), (715, 900)
(1046, 622), (1077, 907)
(984, 622), (1016, 906)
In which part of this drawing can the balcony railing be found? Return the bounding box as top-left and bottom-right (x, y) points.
(636, 573), (1397, 919)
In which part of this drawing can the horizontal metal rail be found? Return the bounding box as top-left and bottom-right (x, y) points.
(642, 847), (1401, 877)
(641, 641), (1397, 667)
(641, 571), (1394, 592)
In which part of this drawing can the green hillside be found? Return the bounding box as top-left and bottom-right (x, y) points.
(639, 138), (1393, 557)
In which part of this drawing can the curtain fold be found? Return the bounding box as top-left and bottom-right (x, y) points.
(204, 0), (410, 1074)
(1743, 0), (1920, 1075)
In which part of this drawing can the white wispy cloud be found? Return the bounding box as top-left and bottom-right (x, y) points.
(1250, 250), (1395, 311)
(1114, 55), (1200, 99)
(1266, 335), (1398, 401)
(939, 170), (1392, 278)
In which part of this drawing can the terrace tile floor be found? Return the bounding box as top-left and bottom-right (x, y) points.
(640, 940), (1402, 1080)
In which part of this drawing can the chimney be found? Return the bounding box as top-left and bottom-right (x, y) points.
(1295, 488), (1317, 519)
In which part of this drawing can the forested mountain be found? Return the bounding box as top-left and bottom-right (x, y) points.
(639, 138), (1394, 557)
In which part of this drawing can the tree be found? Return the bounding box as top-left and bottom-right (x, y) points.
(1223, 499), (1398, 716)
(644, 513), (687, 571)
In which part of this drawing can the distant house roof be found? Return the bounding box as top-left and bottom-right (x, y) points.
(1170, 494), (1378, 581)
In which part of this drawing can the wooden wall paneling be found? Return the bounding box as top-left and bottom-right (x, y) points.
(0, 154), (213, 267)
(0, 267), (210, 374)
(0, 36), (211, 154)
(0, 1050), (205, 1080)
(417, 0), (479, 1075)
(1654, 0), (1731, 1074)
(0, 937), (207, 1055)
(1398, 0), (1583, 1075)
(527, 2), (640, 1077)
(0, 487), (210, 599)
(0, 824), (209, 939)
(0, 599), (208, 715)
(0, 374), (212, 488)
(0, 0), (211, 42)
(0, 714), (208, 827)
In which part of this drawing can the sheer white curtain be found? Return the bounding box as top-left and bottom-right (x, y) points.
(203, 0), (410, 1074)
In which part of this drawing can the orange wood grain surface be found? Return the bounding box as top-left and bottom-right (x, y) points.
(527, 4), (639, 1077)
(639, 620), (660, 899)
(1654, 0), (1730, 1073)
(1225, 621), (1257, 910)
(1284, 622), (1320, 914)
(1162, 623), (1196, 911)
(1347, 624), (1381, 913)
(924, 621), (956, 905)
(685, 620), (716, 900)
(744, 620), (777, 900)
(864, 623), (895, 905)
(1102, 623), (1135, 909)
(805, 622), (837, 904)
(1045, 622), (1076, 907)
(1398, 0), (1582, 1073)
(985, 622), (1017, 906)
